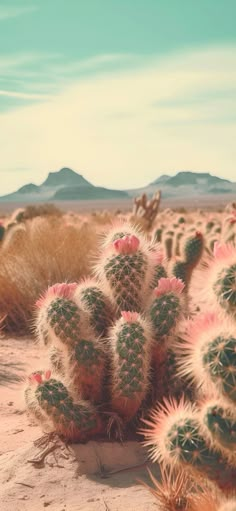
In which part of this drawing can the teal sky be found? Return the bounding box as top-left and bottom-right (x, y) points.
(0, 0), (236, 193)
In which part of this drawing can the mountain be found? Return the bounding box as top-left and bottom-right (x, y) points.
(0, 168), (129, 202)
(42, 167), (92, 188)
(128, 171), (235, 197)
(18, 183), (41, 194)
(53, 185), (128, 200)
(0, 168), (234, 203)
(166, 171), (231, 187)
(150, 174), (170, 185)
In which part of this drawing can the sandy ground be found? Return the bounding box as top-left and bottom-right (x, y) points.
(0, 337), (158, 511)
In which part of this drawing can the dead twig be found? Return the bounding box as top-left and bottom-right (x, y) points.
(15, 482), (35, 489)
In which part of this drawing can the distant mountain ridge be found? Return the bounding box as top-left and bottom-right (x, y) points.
(0, 168), (234, 202)
(128, 170), (235, 198)
(0, 167), (129, 202)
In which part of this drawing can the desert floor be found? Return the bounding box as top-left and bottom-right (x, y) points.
(0, 192), (235, 216)
(0, 336), (158, 511)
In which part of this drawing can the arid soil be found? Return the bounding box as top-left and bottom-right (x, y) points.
(0, 192), (235, 216)
(0, 337), (158, 511)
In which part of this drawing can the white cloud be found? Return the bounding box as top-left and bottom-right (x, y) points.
(0, 44), (236, 194)
(0, 5), (37, 21)
(0, 89), (51, 100)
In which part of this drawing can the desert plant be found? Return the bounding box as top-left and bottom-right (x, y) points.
(23, 218), (236, 494)
(24, 222), (199, 437)
(0, 216), (98, 333)
(141, 311), (236, 491)
(132, 190), (161, 230)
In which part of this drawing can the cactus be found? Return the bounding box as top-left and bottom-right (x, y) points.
(202, 335), (236, 404)
(67, 335), (105, 402)
(141, 397), (236, 489)
(75, 279), (114, 336)
(148, 278), (184, 339)
(96, 234), (153, 313)
(214, 264), (236, 313)
(199, 242), (236, 318)
(36, 283), (105, 402)
(172, 231), (204, 291)
(206, 221), (215, 233)
(23, 218), (235, 494)
(150, 251), (167, 289)
(109, 311), (152, 421)
(48, 346), (65, 375)
(171, 260), (188, 285)
(176, 313), (236, 404)
(0, 222), (5, 241)
(200, 399), (236, 454)
(154, 227), (162, 243)
(163, 231), (174, 260)
(183, 231), (204, 267)
(36, 282), (82, 347)
(25, 371), (102, 441)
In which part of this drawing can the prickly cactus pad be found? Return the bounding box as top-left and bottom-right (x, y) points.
(47, 297), (81, 344)
(110, 312), (152, 421)
(203, 335), (236, 403)
(183, 231), (204, 267)
(202, 401), (236, 450)
(78, 284), (113, 336)
(34, 375), (102, 440)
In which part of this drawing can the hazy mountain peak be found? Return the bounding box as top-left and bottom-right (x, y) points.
(167, 171), (231, 187)
(150, 174), (170, 185)
(42, 167), (92, 187)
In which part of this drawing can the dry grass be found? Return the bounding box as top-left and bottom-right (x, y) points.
(9, 203), (63, 224)
(0, 216), (99, 333)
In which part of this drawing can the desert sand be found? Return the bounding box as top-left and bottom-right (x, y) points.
(0, 336), (158, 511)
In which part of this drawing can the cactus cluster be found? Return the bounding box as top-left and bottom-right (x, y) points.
(142, 309), (236, 490)
(24, 214), (236, 495)
(25, 222), (194, 441)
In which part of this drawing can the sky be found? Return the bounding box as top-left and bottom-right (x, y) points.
(0, 0), (236, 194)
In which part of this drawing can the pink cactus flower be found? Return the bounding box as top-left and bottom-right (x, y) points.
(113, 235), (140, 254)
(154, 277), (185, 297)
(121, 311), (140, 323)
(28, 370), (51, 385)
(36, 282), (78, 308)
